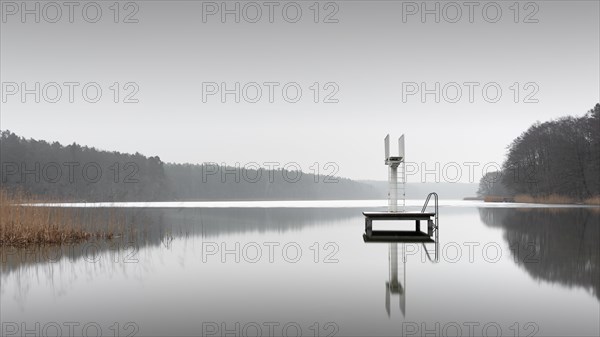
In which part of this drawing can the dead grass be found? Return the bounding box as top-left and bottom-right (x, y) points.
(483, 194), (600, 205)
(584, 196), (600, 206)
(0, 188), (121, 247)
(514, 194), (577, 204)
(484, 195), (514, 202)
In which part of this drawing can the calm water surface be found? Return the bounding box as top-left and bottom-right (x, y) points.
(1, 201), (598, 336)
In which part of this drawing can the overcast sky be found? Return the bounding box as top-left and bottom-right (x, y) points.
(1, 0), (598, 182)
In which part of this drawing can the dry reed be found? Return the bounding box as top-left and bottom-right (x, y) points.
(0, 188), (121, 247)
(483, 195), (514, 202)
(513, 194), (577, 204)
(584, 196), (600, 206)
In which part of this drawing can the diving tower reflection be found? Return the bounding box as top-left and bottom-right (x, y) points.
(382, 239), (439, 318)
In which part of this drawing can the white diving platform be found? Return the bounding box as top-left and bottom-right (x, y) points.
(362, 134), (439, 246)
(363, 211), (436, 243)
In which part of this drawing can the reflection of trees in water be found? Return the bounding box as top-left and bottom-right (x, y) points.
(479, 208), (599, 300)
(1, 207), (359, 275)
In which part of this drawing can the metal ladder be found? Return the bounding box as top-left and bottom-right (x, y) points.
(388, 160), (406, 211)
(421, 192), (439, 262)
(399, 160), (406, 211)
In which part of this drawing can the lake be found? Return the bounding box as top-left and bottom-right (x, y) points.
(1, 200), (599, 336)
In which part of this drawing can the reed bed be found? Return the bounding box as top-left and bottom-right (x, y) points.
(483, 195), (514, 202)
(483, 194), (600, 205)
(512, 194), (600, 205)
(513, 194), (577, 204)
(0, 189), (122, 247)
(584, 196), (600, 206)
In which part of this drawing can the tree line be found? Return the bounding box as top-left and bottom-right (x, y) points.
(478, 103), (600, 200)
(0, 130), (378, 201)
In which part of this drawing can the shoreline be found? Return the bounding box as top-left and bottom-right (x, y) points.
(468, 194), (600, 206)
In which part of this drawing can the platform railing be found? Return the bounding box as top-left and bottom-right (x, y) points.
(421, 192), (438, 213)
(421, 192), (439, 262)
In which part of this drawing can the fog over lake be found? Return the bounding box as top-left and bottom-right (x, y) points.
(1, 0), (599, 336)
